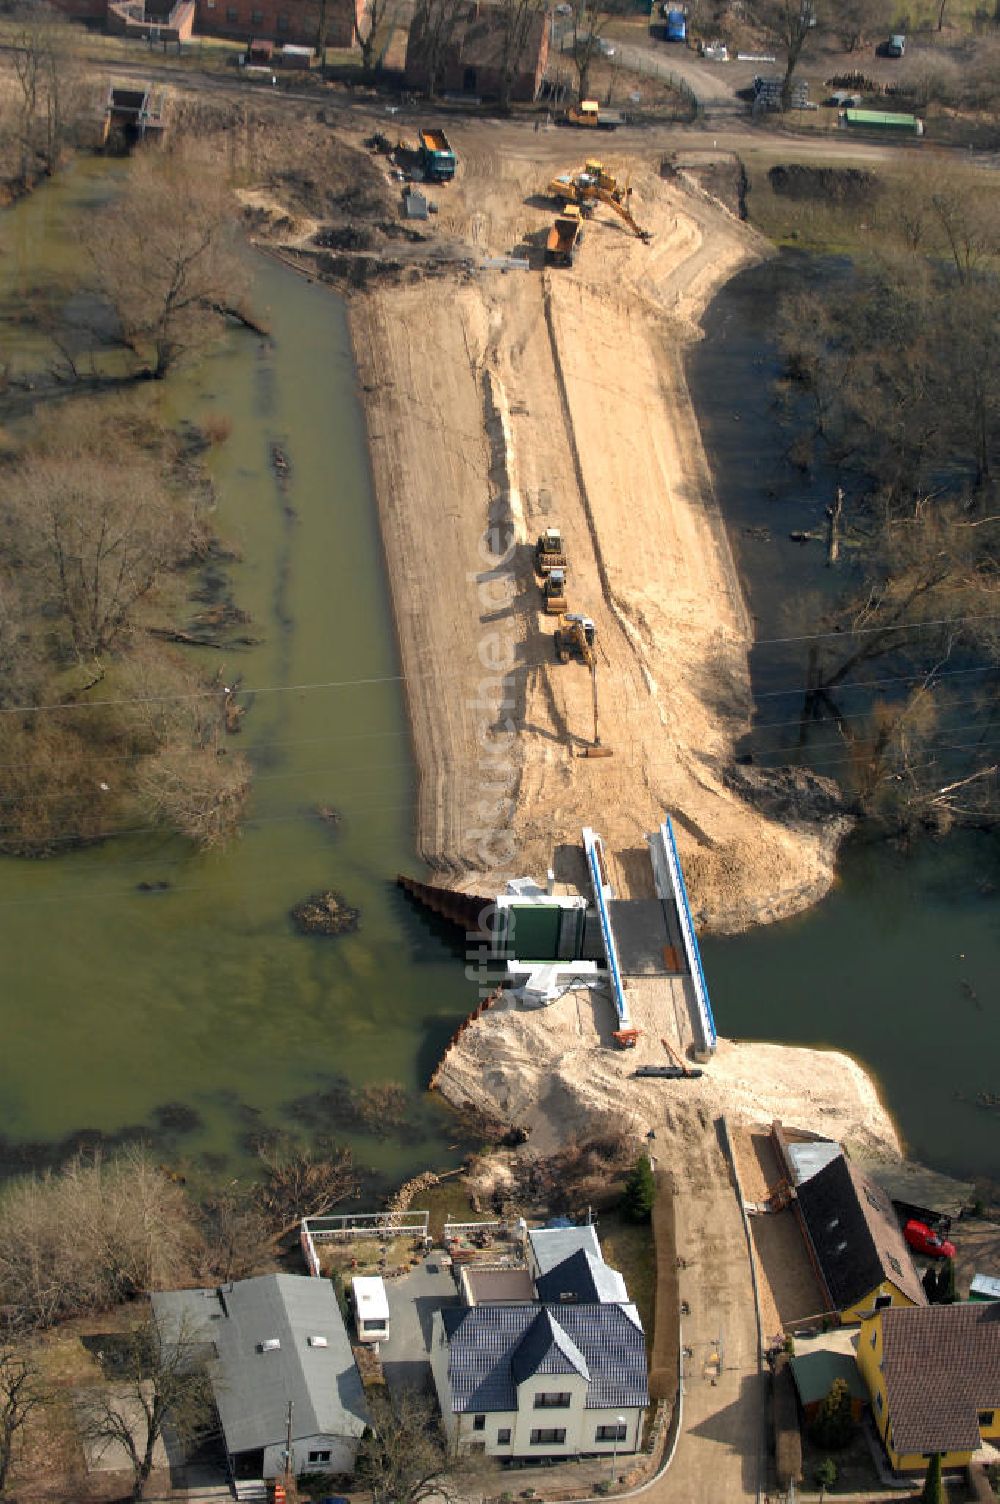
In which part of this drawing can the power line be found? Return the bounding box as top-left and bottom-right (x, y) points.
(0, 613), (997, 721)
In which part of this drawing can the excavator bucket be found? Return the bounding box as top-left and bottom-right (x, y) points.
(580, 745), (614, 758)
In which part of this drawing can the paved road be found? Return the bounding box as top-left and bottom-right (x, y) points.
(645, 1134), (763, 1504)
(381, 1254), (458, 1395)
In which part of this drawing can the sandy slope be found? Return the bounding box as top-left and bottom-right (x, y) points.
(431, 981), (901, 1161)
(349, 130), (847, 931)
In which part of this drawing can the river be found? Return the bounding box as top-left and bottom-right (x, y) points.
(690, 258), (1000, 1185)
(0, 163), (473, 1187)
(1, 175), (996, 1192)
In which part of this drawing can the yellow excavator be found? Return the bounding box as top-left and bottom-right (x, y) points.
(554, 614), (613, 758)
(547, 161), (652, 244)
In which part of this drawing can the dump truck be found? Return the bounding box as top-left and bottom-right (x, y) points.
(418, 127), (457, 181)
(535, 528), (568, 574)
(664, 6), (687, 41)
(542, 568), (568, 615)
(546, 204), (584, 267)
(564, 100), (625, 130)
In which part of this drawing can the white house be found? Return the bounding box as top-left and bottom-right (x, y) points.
(431, 1301), (647, 1459)
(152, 1274), (370, 1482)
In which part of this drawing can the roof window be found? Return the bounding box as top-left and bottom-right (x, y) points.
(308, 1335), (328, 1348)
(258, 1338), (281, 1352)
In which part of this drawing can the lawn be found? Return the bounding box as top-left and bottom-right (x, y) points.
(594, 1209), (655, 1352)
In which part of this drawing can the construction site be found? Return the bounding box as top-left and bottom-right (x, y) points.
(348, 123), (849, 939)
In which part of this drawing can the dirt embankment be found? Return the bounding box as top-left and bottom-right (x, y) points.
(431, 981), (900, 1162)
(342, 126), (850, 932)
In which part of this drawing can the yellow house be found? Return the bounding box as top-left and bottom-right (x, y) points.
(859, 1303), (1000, 1471)
(795, 1155), (925, 1323)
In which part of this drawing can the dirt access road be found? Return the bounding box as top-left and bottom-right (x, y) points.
(348, 116), (848, 930)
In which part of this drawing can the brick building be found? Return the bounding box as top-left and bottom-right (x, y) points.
(405, 0), (550, 101)
(49, 0), (359, 50)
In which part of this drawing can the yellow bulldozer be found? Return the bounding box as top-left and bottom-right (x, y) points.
(535, 527), (568, 575)
(542, 567), (568, 615)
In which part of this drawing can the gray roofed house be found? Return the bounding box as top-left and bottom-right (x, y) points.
(535, 1248), (629, 1306)
(527, 1225), (603, 1279)
(431, 1301), (647, 1459)
(510, 1308), (590, 1386)
(152, 1274), (369, 1483)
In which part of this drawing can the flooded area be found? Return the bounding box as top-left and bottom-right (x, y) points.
(0, 176), (996, 1192)
(691, 259), (1000, 1183)
(0, 165), (474, 1183)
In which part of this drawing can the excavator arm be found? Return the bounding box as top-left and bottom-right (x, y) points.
(594, 186), (652, 242)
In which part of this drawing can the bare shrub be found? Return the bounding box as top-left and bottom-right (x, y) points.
(355, 1081), (408, 1134)
(200, 412), (233, 446)
(6, 453), (191, 658)
(133, 743), (251, 849)
(0, 1149), (199, 1331)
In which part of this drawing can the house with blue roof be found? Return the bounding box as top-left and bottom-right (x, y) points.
(431, 1227), (648, 1459)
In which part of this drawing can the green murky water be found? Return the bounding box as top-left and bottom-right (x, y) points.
(691, 261), (1000, 1184)
(0, 163), (473, 1183)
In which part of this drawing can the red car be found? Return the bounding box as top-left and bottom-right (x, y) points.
(904, 1219), (956, 1260)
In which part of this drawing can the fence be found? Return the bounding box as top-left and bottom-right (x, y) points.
(300, 1210), (431, 1276)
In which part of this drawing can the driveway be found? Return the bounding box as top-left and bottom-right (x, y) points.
(381, 1255), (459, 1396)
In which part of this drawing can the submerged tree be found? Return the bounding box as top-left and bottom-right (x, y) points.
(85, 150), (248, 379)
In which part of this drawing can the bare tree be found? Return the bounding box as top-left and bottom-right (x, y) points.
(357, 1390), (498, 1504)
(198, 1190), (276, 1284)
(85, 151), (248, 380)
(496, 0), (547, 112)
(751, 0), (823, 110)
(77, 1316), (214, 1503)
(9, 3), (76, 184)
(567, 0), (620, 104)
(411, 0), (466, 98)
(0, 1349), (47, 1496)
(353, 0), (401, 74)
(8, 453), (191, 659)
(830, 0), (890, 51)
(253, 1138), (360, 1241)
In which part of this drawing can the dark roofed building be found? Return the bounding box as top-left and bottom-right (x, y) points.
(404, 1), (550, 103)
(859, 1302), (1000, 1470)
(795, 1154), (925, 1322)
(431, 1301), (648, 1458)
(535, 1247), (629, 1305)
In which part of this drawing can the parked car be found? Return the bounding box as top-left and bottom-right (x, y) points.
(884, 33), (906, 56)
(904, 1218), (956, 1260)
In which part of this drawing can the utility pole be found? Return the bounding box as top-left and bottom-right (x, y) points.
(285, 1398), (294, 1489)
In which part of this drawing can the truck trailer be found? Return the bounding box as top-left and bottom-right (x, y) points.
(840, 107), (923, 136)
(419, 128), (457, 181)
